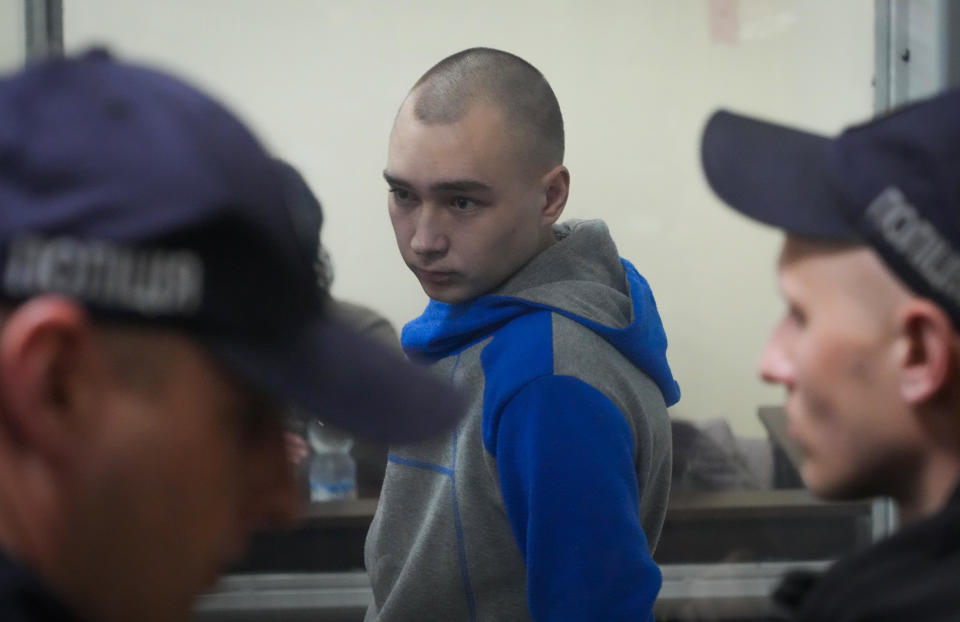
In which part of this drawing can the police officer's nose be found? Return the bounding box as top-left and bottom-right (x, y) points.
(759, 320), (795, 390)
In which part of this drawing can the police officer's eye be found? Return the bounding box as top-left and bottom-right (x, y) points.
(231, 385), (284, 442)
(787, 305), (806, 326)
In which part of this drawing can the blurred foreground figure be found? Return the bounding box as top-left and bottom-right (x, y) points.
(0, 50), (460, 622)
(702, 89), (960, 621)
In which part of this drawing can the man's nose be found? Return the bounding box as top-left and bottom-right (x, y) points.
(409, 205), (449, 257)
(758, 323), (795, 389)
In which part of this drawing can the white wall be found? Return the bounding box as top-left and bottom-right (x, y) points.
(0, 0), (24, 74)
(63, 0), (873, 435)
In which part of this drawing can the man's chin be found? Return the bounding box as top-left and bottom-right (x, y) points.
(420, 282), (472, 304)
(802, 468), (875, 502)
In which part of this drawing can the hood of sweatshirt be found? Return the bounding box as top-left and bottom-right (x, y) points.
(402, 219), (680, 406)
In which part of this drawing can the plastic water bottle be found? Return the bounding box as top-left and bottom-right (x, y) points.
(307, 419), (357, 502)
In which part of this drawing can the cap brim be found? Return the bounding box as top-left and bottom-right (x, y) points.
(701, 110), (859, 241)
(202, 318), (463, 445)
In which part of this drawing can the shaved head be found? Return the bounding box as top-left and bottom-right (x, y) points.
(405, 47), (564, 174)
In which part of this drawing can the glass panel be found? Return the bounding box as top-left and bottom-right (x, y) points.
(61, 2), (877, 620)
(63, 0), (874, 441)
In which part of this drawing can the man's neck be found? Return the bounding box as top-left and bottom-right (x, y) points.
(537, 225), (558, 254)
(897, 449), (960, 524)
(0, 435), (65, 587)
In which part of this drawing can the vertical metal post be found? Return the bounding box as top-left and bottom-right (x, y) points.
(871, 0), (960, 539)
(945, 0), (960, 89)
(871, 1), (899, 538)
(874, 0), (894, 112)
(24, 0), (63, 61)
(875, 0), (960, 113)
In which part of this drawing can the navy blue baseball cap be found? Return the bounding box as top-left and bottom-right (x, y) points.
(0, 49), (463, 444)
(701, 89), (960, 328)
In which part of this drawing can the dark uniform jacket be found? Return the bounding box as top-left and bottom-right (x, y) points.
(0, 548), (77, 621)
(777, 482), (960, 621)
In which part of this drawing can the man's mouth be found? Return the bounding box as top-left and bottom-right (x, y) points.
(413, 267), (456, 285)
(784, 407), (812, 457)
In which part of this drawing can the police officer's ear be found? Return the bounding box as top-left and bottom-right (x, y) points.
(539, 165), (569, 227)
(897, 299), (957, 405)
(0, 297), (109, 465)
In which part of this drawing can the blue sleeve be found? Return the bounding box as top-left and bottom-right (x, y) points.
(493, 374), (661, 622)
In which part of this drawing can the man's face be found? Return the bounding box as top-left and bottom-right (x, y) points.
(385, 99), (549, 303)
(65, 333), (297, 622)
(759, 238), (924, 501)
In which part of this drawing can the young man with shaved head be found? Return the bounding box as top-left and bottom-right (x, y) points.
(701, 90), (960, 619)
(366, 48), (680, 621)
(0, 51), (461, 622)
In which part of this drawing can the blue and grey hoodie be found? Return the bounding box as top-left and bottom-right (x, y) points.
(364, 219), (679, 622)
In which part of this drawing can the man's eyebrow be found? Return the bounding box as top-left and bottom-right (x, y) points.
(431, 179), (493, 194)
(383, 171), (411, 188)
(383, 171), (493, 195)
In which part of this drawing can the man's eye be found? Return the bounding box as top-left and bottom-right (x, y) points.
(389, 188), (416, 205)
(452, 197), (477, 211)
(787, 305), (806, 327)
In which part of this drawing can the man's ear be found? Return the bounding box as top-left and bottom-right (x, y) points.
(0, 297), (104, 464)
(540, 165), (570, 226)
(896, 299), (956, 405)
